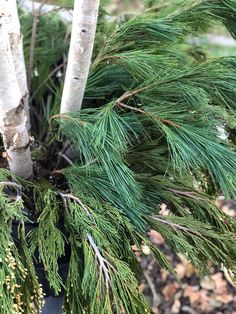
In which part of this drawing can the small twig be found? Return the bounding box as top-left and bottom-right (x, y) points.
(52, 169), (63, 175)
(60, 192), (116, 295)
(168, 188), (205, 200)
(114, 72), (193, 128)
(152, 216), (202, 236)
(87, 234), (111, 290)
(144, 3), (170, 13)
(59, 193), (93, 221)
(0, 182), (22, 200)
(28, 0), (49, 93)
(117, 102), (146, 115)
(50, 113), (74, 121)
(116, 72), (188, 104)
(55, 139), (71, 168)
(57, 152), (73, 166)
(143, 270), (160, 307)
(30, 62), (66, 101)
(0, 181), (22, 190)
(117, 101), (180, 127)
(40, 6), (70, 17)
(92, 55), (126, 69)
(222, 266), (236, 288)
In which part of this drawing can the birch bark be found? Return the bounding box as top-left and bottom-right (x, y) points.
(60, 0), (100, 113)
(0, 4), (33, 179)
(4, 0), (30, 129)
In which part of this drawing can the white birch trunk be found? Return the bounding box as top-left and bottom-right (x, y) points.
(4, 0), (30, 129)
(60, 0), (100, 113)
(0, 4), (33, 179)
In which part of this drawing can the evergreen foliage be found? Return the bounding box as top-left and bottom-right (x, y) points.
(1, 0), (236, 313)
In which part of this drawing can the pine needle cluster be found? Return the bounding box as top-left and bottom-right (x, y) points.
(2, 0), (236, 313)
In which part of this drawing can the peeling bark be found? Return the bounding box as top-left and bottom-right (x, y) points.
(60, 0), (100, 113)
(0, 4), (33, 179)
(4, 0), (30, 129)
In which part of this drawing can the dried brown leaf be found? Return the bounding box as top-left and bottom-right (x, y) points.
(162, 283), (179, 301)
(200, 277), (216, 290)
(149, 230), (165, 245)
(171, 299), (181, 313)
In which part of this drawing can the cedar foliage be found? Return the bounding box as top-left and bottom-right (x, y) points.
(1, 0), (236, 313)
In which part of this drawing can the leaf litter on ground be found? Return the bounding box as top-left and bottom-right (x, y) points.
(138, 200), (236, 314)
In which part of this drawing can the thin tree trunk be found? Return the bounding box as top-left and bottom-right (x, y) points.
(4, 0), (30, 130)
(0, 4), (33, 179)
(60, 0), (100, 113)
(28, 0), (48, 95)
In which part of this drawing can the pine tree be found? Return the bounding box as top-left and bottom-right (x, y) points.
(1, 0), (236, 313)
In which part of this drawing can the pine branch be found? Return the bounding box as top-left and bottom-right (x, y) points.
(61, 192), (149, 313)
(117, 101), (180, 127)
(28, 190), (65, 294)
(152, 216), (202, 236)
(0, 192), (44, 313)
(60, 192), (122, 285)
(150, 212), (236, 272)
(30, 62), (66, 102)
(0, 182), (22, 191)
(167, 189), (205, 201)
(87, 234), (111, 291)
(60, 193), (94, 221)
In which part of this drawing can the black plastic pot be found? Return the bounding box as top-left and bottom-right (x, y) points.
(12, 217), (70, 297)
